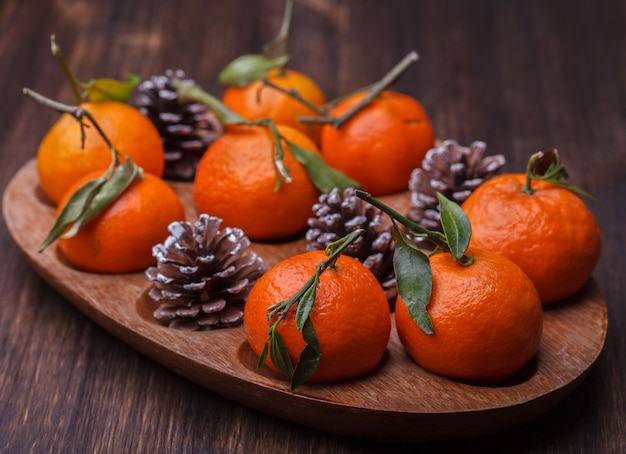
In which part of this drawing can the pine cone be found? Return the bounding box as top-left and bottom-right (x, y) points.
(145, 214), (266, 331)
(305, 187), (396, 302)
(408, 139), (505, 232)
(135, 69), (222, 181)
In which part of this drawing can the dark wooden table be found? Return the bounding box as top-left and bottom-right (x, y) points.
(1, 0), (624, 452)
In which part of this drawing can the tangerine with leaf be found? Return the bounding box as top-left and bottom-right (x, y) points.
(37, 101), (165, 205)
(395, 247), (543, 383)
(218, 0), (326, 143)
(222, 68), (326, 143)
(55, 170), (185, 273)
(357, 191), (543, 384)
(26, 88), (184, 274)
(35, 37), (164, 206)
(244, 230), (391, 389)
(320, 54), (435, 196)
(193, 124), (322, 241)
(462, 149), (601, 304)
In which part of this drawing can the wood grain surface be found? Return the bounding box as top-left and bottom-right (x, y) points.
(1, 0), (625, 452)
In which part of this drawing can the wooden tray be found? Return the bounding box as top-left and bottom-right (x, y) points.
(2, 159), (608, 442)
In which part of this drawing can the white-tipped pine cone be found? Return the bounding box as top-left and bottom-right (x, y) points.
(145, 214), (266, 331)
(306, 187), (396, 302)
(135, 69), (222, 181)
(408, 139), (506, 231)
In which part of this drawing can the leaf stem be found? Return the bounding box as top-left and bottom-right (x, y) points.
(520, 149), (598, 201)
(355, 189), (449, 251)
(299, 51), (419, 128)
(175, 79), (249, 125)
(335, 51), (418, 129)
(23, 88), (119, 161)
(266, 228), (364, 318)
(264, 0), (293, 60)
(261, 77), (330, 118)
(522, 154), (536, 195)
(50, 35), (82, 105)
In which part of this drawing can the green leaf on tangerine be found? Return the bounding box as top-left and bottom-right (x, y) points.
(286, 140), (360, 193)
(295, 275), (318, 332)
(436, 192), (471, 261)
(38, 176), (107, 251)
(257, 340), (269, 370)
(269, 328), (294, 378)
(82, 74), (141, 103)
(175, 80), (249, 125)
(392, 226), (434, 335)
(267, 122), (292, 190)
(291, 318), (321, 390)
(218, 54), (289, 88)
(64, 160), (141, 238)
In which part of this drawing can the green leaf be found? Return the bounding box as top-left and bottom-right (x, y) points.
(291, 318), (321, 390)
(436, 193), (471, 261)
(269, 328), (294, 378)
(81, 74), (141, 103)
(257, 341), (269, 369)
(523, 149), (598, 202)
(175, 80), (249, 125)
(392, 226), (434, 335)
(545, 178), (599, 202)
(268, 123), (292, 189)
(38, 176), (107, 251)
(295, 275), (318, 332)
(286, 140), (361, 193)
(218, 54), (289, 87)
(63, 160), (141, 237)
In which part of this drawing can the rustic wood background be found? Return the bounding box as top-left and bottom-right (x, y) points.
(1, 0), (624, 452)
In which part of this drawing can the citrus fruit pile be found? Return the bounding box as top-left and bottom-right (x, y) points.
(26, 2), (601, 392)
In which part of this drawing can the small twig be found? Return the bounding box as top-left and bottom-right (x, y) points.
(262, 77), (329, 117)
(263, 0), (293, 58)
(334, 51), (418, 129)
(265, 229), (364, 320)
(23, 88), (118, 160)
(355, 189), (449, 251)
(297, 51), (419, 129)
(50, 35), (82, 105)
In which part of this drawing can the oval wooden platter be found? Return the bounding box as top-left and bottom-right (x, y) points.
(3, 159), (608, 442)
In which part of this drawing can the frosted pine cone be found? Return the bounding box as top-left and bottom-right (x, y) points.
(408, 140), (505, 231)
(135, 69), (222, 181)
(145, 214), (266, 331)
(306, 187), (396, 302)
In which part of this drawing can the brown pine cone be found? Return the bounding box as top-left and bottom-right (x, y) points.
(145, 214), (266, 331)
(408, 139), (506, 232)
(306, 187), (396, 302)
(134, 69), (222, 181)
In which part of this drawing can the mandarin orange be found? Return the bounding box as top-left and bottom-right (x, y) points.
(221, 68), (326, 143)
(395, 247), (543, 384)
(56, 171), (185, 273)
(193, 124), (321, 241)
(37, 101), (165, 205)
(244, 250), (391, 384)
(320, 90), (435, 196)
(462, 174), (601, 304)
